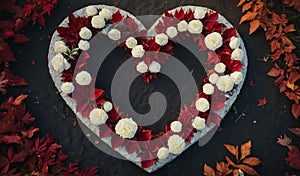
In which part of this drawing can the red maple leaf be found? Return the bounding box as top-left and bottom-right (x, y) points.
(258, 97), (267, 106)
(286, 146), (300, 169)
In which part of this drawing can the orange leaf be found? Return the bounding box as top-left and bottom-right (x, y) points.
(13, 94), (28, 105)
(240, 140), (252, 160)
(253, 1), (265, 12)
(224, 144), (239, 160)
(237, 0), (246, 7)
(225, 156), (236, 167)
(285, 92), (299, 104)
(242, 157), (261, 166)
(242, 1), (254, 12)
(216, 162), (232, 176)
(289, 128), (300, 137)
(236, 164), (259, 176)
(249, 19), (260, 34)
(258, 98), (267, 107)
(204, 164), (216, 176)
(284, 24), (296, 33)
(292, 103), (300, 119)
(239, 12), (258, 24)
(267, 67), (282, 77)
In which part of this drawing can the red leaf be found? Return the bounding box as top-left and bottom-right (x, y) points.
(249, 80), (255, 87)
(141, 159), (155, 169)
(0, 134), (22, 144)
(292, 103), (300, 119)
(0, 41), (15, 63)
(13, 94), (28, 105)
(111, 11), (123, 24)
(13, 34), (29, 43)
(285, 147), (300, 169)
(257, 97), (267, 106)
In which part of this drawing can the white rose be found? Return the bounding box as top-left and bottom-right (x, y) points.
(188, 20), (203, 34)
(79, 27), (92, 40)
(89, 108), (108, 125)
(229, 37), (240, 50)
(167, 135), (185, 155)
(195, 98), (210, 112)
(99, 8), (112, 20)
(91, 15), (105, 29)
(102, 101), (113, 112)
(51, 53), (67, 73)
(78, 40), (90, 51)
(115, 118), (138, 139)
(216, 75), (235, 92)
(136, 61), (148, 73)
(75, 71), (92, 86)
(60, 82), (74, 94)
(149, 61), (161, 73)
(205, 32), (223, 51)
(177, 20), (188, 32)
(166, 26), (178, 38)
(194, 7), (207, 19)
(125, 37), (137, 49)
(108, 29), (121, 41)
(170, 121), (182, 133)
(203, 83), (215, 95)
(86, 6), (98, 16)
(157, 147), (169, 160)
(54, 41), (68, 53)
(192, 116), (206, 130)
(155, 33), (168, 46)
(230, 71), (243, 84)
(131, 45), (145, 58)
(214, 62), (226, 74)
(231, 48), (244, 61)
(209, 73), (219, 84)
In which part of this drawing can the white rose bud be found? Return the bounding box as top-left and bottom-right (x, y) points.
(79, 27), (92, 40)
(205, 32), (223, 51)
(78, 40), (90, 51)
(99, 8), (112, 20)
(170, 121), (182, 133)
(60, 82), (74, 94)
(54, 41), (68, 53)
(188, 20), (203, 34)
(155, 33), (168, 46)
(194, 7), (207, 19)
(149, 61), (161, 73)
(89, 108), (108, 125)
(166, 26), (178, 38)
(131, 45), (145, 58)
(91, 15), (105, 29)
(192, 116), (206, 130)
(75, 71), (92, 86)
(167, 135), (185, 155)
(231, 48), (244, 61)
(157, 147), (169, 160)
(115, 118), (138, 139)
(230, 71), (243, 85)
(108, 29), (121, 41)
(51, 53), (66, 73)
(195, 98), (210, 112)
(229, 37), (240, 50)
(209, 73), (219, 84)
(136, 61), (148, 73)
(216, 75), (235, 92)
(103, 101), (113, 112)
(177, 20), (188, 32)
(125, 37), (137, 49)
(203, 83), (215, 95)
(214, 62), (226, 74)
(85, 6), (98, 16)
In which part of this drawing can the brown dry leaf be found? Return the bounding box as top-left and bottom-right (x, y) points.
(258, 98), (267, 107)
(204, 164), (216, 176)
(237, 0), (247, 7)
(239, 12), (258, 24)
(240, 140), (252, 160)
(267, 67), (282, 77)
(249, 19), (260, 34)
(216, 162), (232, 176)
(236, 164), (259, 176)
(224, 144), (239, 160)
(13, 94), (28, 105)
(289, 128), (300, 137)
(242, 157), (261, 166)
(277, 134), (292, 147)
(242, 1), (254, 12)
(225, 155), (236, 167)
(292, 103), (300, 119)
(253, 1), (265, 12)
(284, 24), (296, 33)
(285, 92), (299, 104)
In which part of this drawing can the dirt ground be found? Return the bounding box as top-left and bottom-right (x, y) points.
(6, 0), (300, 175)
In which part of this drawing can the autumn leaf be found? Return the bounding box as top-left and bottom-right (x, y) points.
(285, 146), (300, 169)
(237, 0), (246, 7)
(292, 103), (300, 119)
(224, 144), (239, 160)
(240, 140), (252, 160)
(257, 98), (267, 107)
(249, 19), (260, 34)
(216, 162), (232, 175)
(242, 157), (261, 166)
(289, 128), (300, 137)
(203, 164), (216, 176)
(284, 24), (296, 33)
(236, 164), (259, 175)
(277, 134), (292, 147)
(13, 94), (28, 105)
(239, 12), (258, 24)
(225, 155), (236, 167)
(242, 1), (254, 13)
